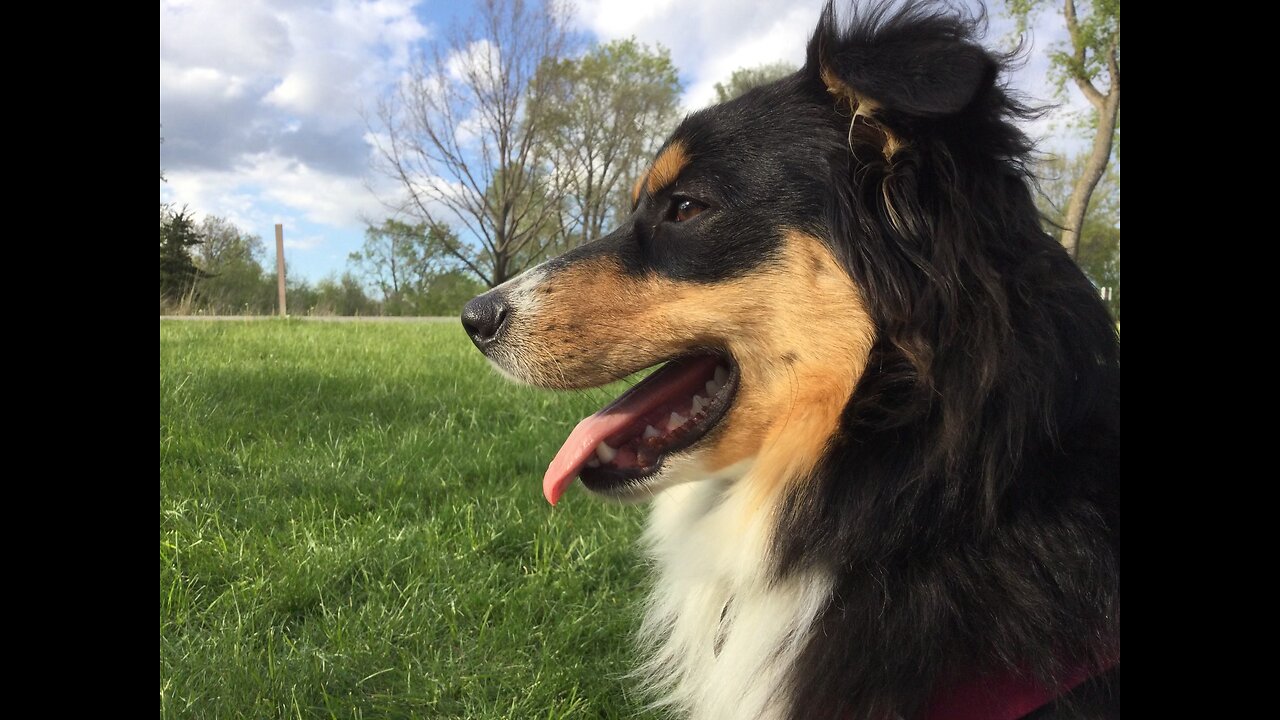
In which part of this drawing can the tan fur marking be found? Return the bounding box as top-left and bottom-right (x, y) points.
(507, 231), (875, 511)
(819, 66), (853, 107)
(646, 141), (689, 197)
(704, 233), (873, 507)
(820, 63), (903, 160)
(631, 175), (645, 207)
(882, 133), (904, 160)
(820, 66), (879, 117)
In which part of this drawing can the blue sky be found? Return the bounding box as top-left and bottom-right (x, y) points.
(159, 0), (1085, 283)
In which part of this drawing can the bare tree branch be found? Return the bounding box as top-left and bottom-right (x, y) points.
(369, 0), (575, 287)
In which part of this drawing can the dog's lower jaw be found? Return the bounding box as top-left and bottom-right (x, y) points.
(579, 440), (743, 503)
(637, 474), (835, 720)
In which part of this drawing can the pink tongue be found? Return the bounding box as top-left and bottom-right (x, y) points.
(542, 355), (721, 505)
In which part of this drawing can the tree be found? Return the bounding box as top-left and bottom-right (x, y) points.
(1006, 0), (1119, 259)
(476, 166), (564, 270)
(159, 207), (206, 304)
(286, 278), (320, 316)
(350, 219), (463, 315)
(712, 61), (797, 104)
(415, 269), (486, 316)
(1034, 154), (1120, 319)
(372, 0), (574, 288)
(312, 272), (381, 316)
(194, 216), (264, 270)
(191, 216), (275, 314)
(535, 39), (682, 249)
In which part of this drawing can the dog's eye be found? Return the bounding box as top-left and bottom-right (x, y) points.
(670, 198), (707, 223)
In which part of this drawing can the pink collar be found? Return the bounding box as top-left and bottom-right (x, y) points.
(923, 658), (1119, 720)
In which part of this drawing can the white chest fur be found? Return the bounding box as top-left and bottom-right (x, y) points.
(636, 479), (834, 720)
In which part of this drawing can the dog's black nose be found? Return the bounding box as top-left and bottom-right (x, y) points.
(461, 292), (510, 351)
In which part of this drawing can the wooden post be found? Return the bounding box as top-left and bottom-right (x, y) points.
(275, 223), (287, 317)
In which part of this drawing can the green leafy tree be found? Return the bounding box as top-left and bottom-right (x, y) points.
(311, 272), (381, 316)
(350, 219), (466, 315)
(192, 216), (276, 314)
(712, 61), (797, 103)
(1035, 154), (1120, 319)
(416, 270), (487, 316)
(159, 207), (207, 304)
(286, 278), (320, 316)
(535, 38), (682, 249)
(1005, 0), (1119, 259)
(1077, 219), (1119, 321)
(195, 216), (264, 269)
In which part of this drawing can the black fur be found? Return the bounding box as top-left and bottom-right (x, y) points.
(499, 1), (1120, 716)
(768, 3), (1120, 718)
(571, 1), (1120, 716)
(551, 51), (849, 283)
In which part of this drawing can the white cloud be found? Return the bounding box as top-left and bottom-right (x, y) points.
(160, 0), (291, 78)
(578, 0), (1094, 154)
(446, 38), (500, 85)
(159, 0), (1105, 281)
(577, 0), (826, 110)
(260, 1), (428, 126)
(284, 234), (326, 251)
(161, 0), (430, 178)
(161, 151), (400, 243)
(161, 0), (432, 267)
(163, 0), (427, 132)
(159, 63), (249, 101)
(679, 4), (820, 108)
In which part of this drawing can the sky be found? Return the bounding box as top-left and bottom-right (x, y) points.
(159, 0), (1088, 283)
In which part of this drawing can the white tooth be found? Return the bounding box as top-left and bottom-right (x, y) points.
(691, 396), (705, 414)
(643, 425), (662, 439)
(595, 442), (617, 462)
(668, 412), (688, 430)
(706, 380), (720, 396)
(714, 366), (729, 386)
(585, 458), (601, 468)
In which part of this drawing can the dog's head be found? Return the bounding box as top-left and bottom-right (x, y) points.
(463, 3), (1073, 511)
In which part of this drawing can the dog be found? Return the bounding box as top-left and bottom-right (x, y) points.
(461, 2), (1120, 718)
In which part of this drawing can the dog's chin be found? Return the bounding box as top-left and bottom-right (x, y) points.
(578, 456), (682, 502)
(484, 355), (537, 386)
(577, 444), (724, 502)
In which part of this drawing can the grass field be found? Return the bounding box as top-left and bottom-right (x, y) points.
(160, 319), (663, 719)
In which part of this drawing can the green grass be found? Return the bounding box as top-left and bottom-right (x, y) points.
(160, 319), (663, 719)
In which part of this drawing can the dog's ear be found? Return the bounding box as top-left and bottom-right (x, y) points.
(804, 2), (996, 155)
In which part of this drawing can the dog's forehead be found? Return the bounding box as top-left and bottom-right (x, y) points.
(658, 82), (835, 193)
(677, 98), (793, 163)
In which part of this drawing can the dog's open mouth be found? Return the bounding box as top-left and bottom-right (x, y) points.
(542, 353), (739, 504)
